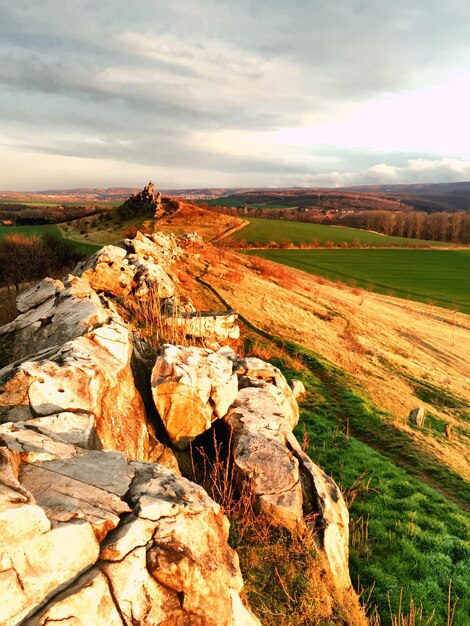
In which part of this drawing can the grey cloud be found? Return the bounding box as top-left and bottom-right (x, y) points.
(1, 1), (470, 187)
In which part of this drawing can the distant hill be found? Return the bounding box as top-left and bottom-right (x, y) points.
(2, 180), (470, 212)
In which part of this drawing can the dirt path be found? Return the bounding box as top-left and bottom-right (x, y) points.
(212, 220), (249, 242)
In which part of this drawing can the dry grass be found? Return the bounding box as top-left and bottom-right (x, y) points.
(0, 286), (18, 326)
(188, 430), (367, 626)
(200, 249), (470, 485)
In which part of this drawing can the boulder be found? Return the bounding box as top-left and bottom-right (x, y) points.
(237, 356), (299, 427)
(225, 357), (351, 592)
(225, 385), (304, 530)
(73, 245), (134, 297)
(74, 232), (180, 300)
(151, 344), (239, 448)
(290, 378), (306, 398)
(409, 406), (426, 426)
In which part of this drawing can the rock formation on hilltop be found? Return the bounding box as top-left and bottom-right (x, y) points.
(117, 180), (161, 218)
(0, 230), (362, 625)
(117, 181), (180, 221)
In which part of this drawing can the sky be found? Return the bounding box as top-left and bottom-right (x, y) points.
(1, 0), (470, 190)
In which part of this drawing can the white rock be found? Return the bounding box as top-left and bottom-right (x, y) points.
(151, 344), (238, 448)
(16, 278), (62, 314)
(290, 379), (306, 398)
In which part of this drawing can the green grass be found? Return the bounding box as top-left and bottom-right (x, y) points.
(231, 217), (445, 247)
(244, 248), (470, 313)
(60, 210), (154, 246)
(0, 224), (101, 255)
(0, 224), (61, 240)
(254, 341), (470, 625)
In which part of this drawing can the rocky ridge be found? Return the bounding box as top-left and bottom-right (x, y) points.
(0, 229), (355, 625)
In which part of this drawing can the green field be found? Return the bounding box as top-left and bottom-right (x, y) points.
(232, 217), (444, 247)
(0, 224), (101, 255)
(245, 249), (470, 313)
(292, 353), (470, 625)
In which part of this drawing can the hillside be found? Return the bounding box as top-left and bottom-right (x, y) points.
(59, 194), (243, 246)
(0, 231), (368, 626)
(1, 190), (468, 625)
(176, 241), (470, 623)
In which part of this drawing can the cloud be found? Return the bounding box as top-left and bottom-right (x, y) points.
(1, 1), (470, 188)
(297, 158), (470, 188)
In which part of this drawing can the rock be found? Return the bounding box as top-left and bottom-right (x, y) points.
(290, 379), (306, 398)
(0, 422), (79, 462)
(445, 422), (453, 440)
(13, 412), (97, 448)
(237, 356), (299, 428)
(179, 231), (204, 245)
(73, 245), (136, 297)
(117, 180), (161, 219)
(173, 311), (240, 342)
(0, 275), (112, 367)
(22, 570), (125, 626)
(225, 359), (351, 592)
(126, 463), (260, 626)
(409, 406), (426, 426)
(284, 432), (351, 592)
(16, 277), (62, 313)
(127, 230), (181, 264)
(0, 446), (100, 626)
(0, 323), (154, 461)
(12, 454), (259, 626)
(151, 344), (239, 448)
(225, 385), (304, 529)
(74, 234), (178, 300)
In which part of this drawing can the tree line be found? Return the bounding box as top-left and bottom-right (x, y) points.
(203, 204), (470, 244)
(332, 210), (470, 243)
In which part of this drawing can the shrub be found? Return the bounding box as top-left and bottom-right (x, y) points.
(0, 233), (83, 292)
(123, 225), (139, 238)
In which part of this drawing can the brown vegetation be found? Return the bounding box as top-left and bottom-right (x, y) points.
(0, 232), (84, 292)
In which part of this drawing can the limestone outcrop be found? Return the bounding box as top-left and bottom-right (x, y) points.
(0, 435), (259, 626)
(0, 229), (354, 621)
(225, 365), (350, 591)
(151, 342), (351, 592)
(73, 232), (180, 300)
(173, 311), (240, 342)
(117, 180), (162, 219)
(151, 344), (239, 448)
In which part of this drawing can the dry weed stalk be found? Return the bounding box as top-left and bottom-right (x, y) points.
(123, 284), (216, 351)
(344, 471), (379, 508)
(387, 589), (436, 626)
(189, 431), (260, 543)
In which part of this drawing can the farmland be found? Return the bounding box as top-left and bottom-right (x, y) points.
(0, 224), (101, 254)
(244, 248), (470, 313)
(230, 217), (444, 247)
